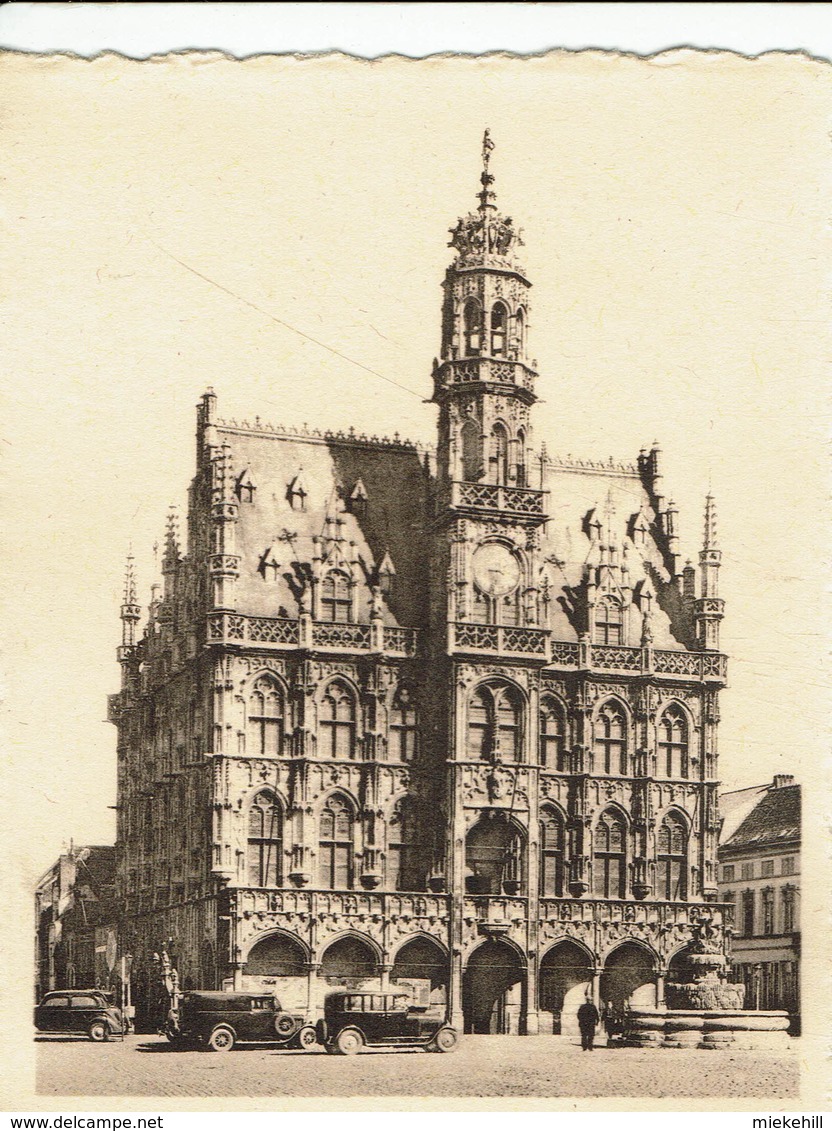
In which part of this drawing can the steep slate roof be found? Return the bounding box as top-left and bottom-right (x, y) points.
(721, 784), (801, 851)
(210, 419), (691, 648)
(217, 424), (432, 628)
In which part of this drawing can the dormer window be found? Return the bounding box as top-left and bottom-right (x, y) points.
(235, 468), (256, 504)
(320, 570), (352, 623)
(348, 478), (368, 518)
(594, 596), (623, 645)
(287, 471), (308, 511)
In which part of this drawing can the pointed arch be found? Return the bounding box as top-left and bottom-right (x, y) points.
(318, 792), (355, 889)
(490, 421), (510, 485)
(490, 300), (509, 357)
(319, 931), (382, 980)
(514, 306), (527, 359)
(246, 673), (285, 757)
(593, 698), (629, 775)
(467, 680), (525, 763)
(592, 805), (628, 898)
(539, 804), (566, 897)
(386, 795), (421, 891)
(465, 811), (526, 896)
(515, 426), (527, 487)
(389, 684), (417, 762)
(460, 418), (482, 482)
(539, 694), (567, 771)
(320, 679), (357, 759)
(656, 808), (689, 900)
(247, 790), (283, 887)
(244, 929), (309, 973)
(462, 297), (483, 357)
(658, 701), (691, 778)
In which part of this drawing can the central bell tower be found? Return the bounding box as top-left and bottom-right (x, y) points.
(433, 129), (538, 497)
(428, 134), (551, 1035)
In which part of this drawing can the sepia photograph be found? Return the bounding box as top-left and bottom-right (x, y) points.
(2, 23), (828, 1111)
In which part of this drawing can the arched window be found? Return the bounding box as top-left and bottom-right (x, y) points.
(247, 675), (284, 757)
(319, 795), (353, 889)
(540, 807), (565, 896)
(490, 301), (508, 356)
(387, 798), (419, 891)
(467, 687), (490, 758)
(595, 596), (623, 645)
(495, 686), (522, 762)
(320, 681), (356, 759)
(463, 299), (483, 357)
(514, 307), (526, 358)
(247, 792), (282, 887)
(460, 419), (482, 482)
(467, 683), (524, 762)
(593, 809), (627, 898)
(594, 701), (628, 774)
(490, 424), (509, 485)
(320, 570), (352, 623)
(657, 812), (687, 900)
(658, 704), (689, 778)
(539, 697), (567, 771)
(389, 686), (417, 762)
(515, 428), (527, 488)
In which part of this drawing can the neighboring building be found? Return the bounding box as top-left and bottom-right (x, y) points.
(718, 775), (800, 1026)
(109, 137), (732, 1035)
(34, 846), (118, 1001)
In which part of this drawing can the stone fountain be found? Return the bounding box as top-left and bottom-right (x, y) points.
(620, 916), (791, 1050)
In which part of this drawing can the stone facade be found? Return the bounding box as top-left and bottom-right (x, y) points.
(110, 136), (732, 1034)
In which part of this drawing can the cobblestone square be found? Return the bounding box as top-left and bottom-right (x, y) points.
(34, 1034), (799, 1101)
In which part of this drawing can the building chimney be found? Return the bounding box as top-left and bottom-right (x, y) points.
(772, 774), (795, 789)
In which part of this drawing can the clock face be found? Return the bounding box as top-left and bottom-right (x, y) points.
(472, 543), (521, 597)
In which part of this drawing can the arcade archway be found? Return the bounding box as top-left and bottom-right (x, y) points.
(246, 932), (306, 977)
(463, 939), (526, 1034)
(391, 936), (449, 1005)
(539, 941), (594, 1035)
(600, 941), (657, 1017)
(319, 934), (380, 984)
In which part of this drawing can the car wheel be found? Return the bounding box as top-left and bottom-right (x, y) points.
(207, 1026), (236, 1052)
(274, 1013), (297, 1039)
(334, 1027), (364, 1055)
(432, 1026), (458, 1053)
(88, 1021), (109, 1043)
(297, 1025), (317, 1050)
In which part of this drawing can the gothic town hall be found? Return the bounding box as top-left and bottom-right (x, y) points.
(109, 139), (730, 1036)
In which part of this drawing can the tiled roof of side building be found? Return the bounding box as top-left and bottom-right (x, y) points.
(722, 783), (801, 850)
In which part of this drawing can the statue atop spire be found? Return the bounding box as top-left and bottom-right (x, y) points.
(449, 131), (524, 265)
(703, 493), (718, 550)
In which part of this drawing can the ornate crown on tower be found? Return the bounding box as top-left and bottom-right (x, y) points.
(448, 130), (525, 266)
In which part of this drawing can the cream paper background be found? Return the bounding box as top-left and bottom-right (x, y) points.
(0, 48), (829, 1109)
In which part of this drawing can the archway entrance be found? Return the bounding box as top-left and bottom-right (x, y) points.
(539, 941), (594, 1035)
(463, 939), (525, 1034)
(246, 932), (306, 977)
(600, 942), (656, 1021)
(319, 935), (379, 986)
(391, 936), (449, 1006)
(667, 946), (694, 985)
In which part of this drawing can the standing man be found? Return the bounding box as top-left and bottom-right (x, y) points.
(577, 997), (601, 1051)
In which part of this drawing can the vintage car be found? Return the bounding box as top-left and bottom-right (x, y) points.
(317, 992), (458, 1055)
(166, 991), (315, 1052)
(34, 990), (125, 1041)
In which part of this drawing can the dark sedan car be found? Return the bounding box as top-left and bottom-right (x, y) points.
(166, 991), (314, 1052)
(34, 990), (125, 1041)
(318, 992), (458, 1054)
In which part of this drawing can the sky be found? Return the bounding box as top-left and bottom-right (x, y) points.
(2, 49), (829, 883)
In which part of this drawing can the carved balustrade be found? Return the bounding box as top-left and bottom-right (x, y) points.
(206, 614), (418, 656)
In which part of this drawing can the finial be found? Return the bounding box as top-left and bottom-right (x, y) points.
(478, 129), (497, 213)
(703, 494), (718, 550)
(123, 551), (137, 606)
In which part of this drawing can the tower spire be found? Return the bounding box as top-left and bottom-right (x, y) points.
(119, 551), (141, 651)
(703, 492), (718, 550)
(478, 128), (497, 213)
(695, 493), (724, 650)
